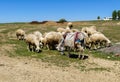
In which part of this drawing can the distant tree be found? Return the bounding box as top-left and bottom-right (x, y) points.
(118, 10), (120, 20)
(97, 16), (100, 20)
(112, 10), (117, 20)
(30, 21), (39, 24)
(57, 18), (67, 23)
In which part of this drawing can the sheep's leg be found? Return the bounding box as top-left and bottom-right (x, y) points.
(46, 44), (50, 50)
(21, 35), (24, 40)
(88, 43), (92, 49)
(28, 44), (32, 51)
(93, 42), (97, 50)
(19, 36), (22, 40)
(90, 42), (93, 50)
(100, 41), (104, 48)
(31, 46), (35, 52)
(44, 44), (47, 49)
(102, 41), (106, 47)
(29, 45), (33, 52)
(18, 36), (20, 40)
(97, 41), (101, 49)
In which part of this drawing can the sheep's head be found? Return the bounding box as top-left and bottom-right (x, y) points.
(36, 47), (42, 53)
(105, 38), (112, 47)
(35, 41), (42, 53)
(67, 22), (73, 29)
(39, 42), (44, 48)
(106, 42), (112, 47)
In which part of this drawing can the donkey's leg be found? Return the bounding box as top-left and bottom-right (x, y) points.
(78, 45), (84, 59)
(60, 51), (65, 55)
(68, 47), (71, 57)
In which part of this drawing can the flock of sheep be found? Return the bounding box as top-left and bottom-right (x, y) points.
(16, 22), (111, 58)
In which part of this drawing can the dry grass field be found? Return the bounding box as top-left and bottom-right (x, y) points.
(0, 21), (120, 82)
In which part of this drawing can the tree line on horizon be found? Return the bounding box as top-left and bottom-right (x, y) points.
(97, 10), (120, 20)
(112, 10), (120, 20)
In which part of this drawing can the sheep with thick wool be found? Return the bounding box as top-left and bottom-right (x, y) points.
(33, 31), (42, 41)
(33, 31), (43, 48)
(71, 29), (80, 32)
(16, 29), (25, 40)
(65, 22), (73, 33)
(57, 22), (73, 33)
(25, 34), (42, 53)
(66, 22), (73, 29)
(42, 31), (63, 50)
(87, 32), (111, 49)
(57, 27), (66, 33)
(81, 26), (97, 36)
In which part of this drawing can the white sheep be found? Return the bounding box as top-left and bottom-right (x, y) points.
(16, 29), (25, 40)
(66, 22), (73, 29)
(42, 31), (63, 50)
(33, 31), (43, 48)
(25, 34), (42, 53)
(71, 29), (80, 32)
(81, 26), (97, 36)
(56, 22), (73, 33)
(33, 31), (42, 41)
(57, 27), (66, 33)
(88, 32), (111, 49)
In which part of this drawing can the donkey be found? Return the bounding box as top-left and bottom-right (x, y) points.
(56, 32), (88, 59)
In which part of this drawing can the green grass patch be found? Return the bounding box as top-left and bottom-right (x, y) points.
(91, 50), (120, 61)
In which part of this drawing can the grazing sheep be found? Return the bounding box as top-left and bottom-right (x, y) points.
(16, 29), (25, 40)
(33, 31), (43, 48)
(71, 29), (80, 32)
(81, 26), (97, 36)
(57, 22), (73, 33)
(57, 27), (66, 33)
(88, 32), (111, 49)
(66, 22), (73, 29)
(43, 31), (63, 50)
(63, 22), (73, 33)
(33, 31), (42, 41)
(25, 34), (42, 53)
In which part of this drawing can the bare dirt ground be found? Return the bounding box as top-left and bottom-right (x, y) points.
(0, 45), (120, 82)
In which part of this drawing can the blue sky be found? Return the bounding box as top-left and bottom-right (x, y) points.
(0, 0), (119, 23)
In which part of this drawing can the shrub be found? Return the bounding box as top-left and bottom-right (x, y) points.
(56, 18), (67, 23)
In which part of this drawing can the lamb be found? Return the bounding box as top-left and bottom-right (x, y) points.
(42, 31), (63, 50)
(25, 34), (42, 53)
(16, 29), (25, 40)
